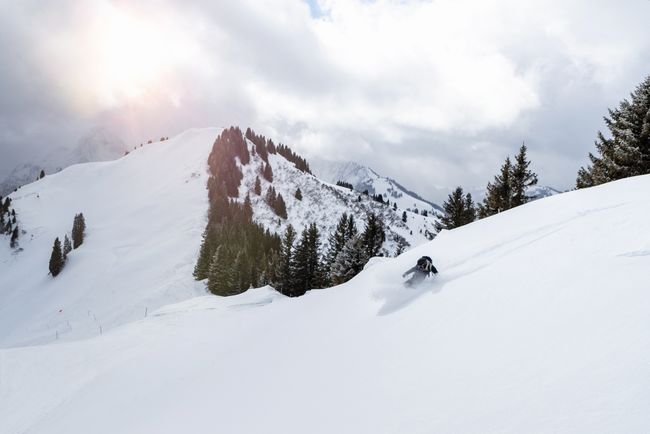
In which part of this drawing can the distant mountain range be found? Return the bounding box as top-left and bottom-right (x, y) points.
(0, 127), (127, 195)
(311, 158), (562, 209)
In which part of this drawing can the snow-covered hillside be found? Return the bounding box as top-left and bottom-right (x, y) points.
(2, 174), (649, 433)
(242, 147), (439, 255)
(311, 158), (443, 214)
(0, 127), (440, 347)
(0, 128), (217, 347)
(0, 127), (128, 195)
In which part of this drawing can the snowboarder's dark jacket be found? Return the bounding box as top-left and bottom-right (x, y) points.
(402, 256), (438, 278)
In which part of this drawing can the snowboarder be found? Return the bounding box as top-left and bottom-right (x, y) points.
(402, 256), (437, 286)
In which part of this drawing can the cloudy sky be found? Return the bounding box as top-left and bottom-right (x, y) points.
(1, 0), (649, 192)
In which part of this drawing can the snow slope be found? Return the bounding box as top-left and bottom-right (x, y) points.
(0, 128), (218, 348)
(2, 174), (649, 433)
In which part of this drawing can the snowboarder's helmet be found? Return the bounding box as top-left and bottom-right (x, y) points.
(417, 256), (432, 271)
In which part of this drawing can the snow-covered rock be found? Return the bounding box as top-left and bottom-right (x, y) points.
(2, 173), (649, 433)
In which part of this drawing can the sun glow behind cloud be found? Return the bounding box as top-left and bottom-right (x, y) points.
(39, 2), (198, 113)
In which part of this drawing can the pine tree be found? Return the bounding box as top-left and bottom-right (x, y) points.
(402, 211), (407, 222)
(325, 213), (352, 273)
(254, 176), (262, 195)
(463, 193), (477, 225)
(39, 169), (45, 179)
(329, 236), (368, 285)
(207, 246), (236, 296)
(49, 237), (64, 277)
(277, 225), (296, 295)
(264, 249), (280, 287)
(436, 187), (476, 231)
(361, 213), (385, 258)
(243, 194), (253, 221)
(274, 194), (288, 219)
(479, 156), (513, 218)
(193, 230), (214, 280)
(295, 188), (303, 201)
(263, 163), (274, 182)
(232, 251), (250, 293)
(577, 75), (650, 187)
(511, 144), (538, 207)
(71, 213), (86, 249)
(63, 235), (72, 261)
(346, 214), (358, 240)
(265, 186), (277, 208)
(290, 223), (322, 296)
(10, 226), (19, 248)
(267, 138), (277, 154)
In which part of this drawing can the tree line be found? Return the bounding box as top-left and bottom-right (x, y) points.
(437, 74), (650, 232)
(437, 144), (537, 231)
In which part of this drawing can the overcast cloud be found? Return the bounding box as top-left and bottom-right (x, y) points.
(1, 0), (649, 192)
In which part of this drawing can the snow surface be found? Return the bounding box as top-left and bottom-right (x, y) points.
(2, 172), (650, 433)
(0, 128), (218, 347)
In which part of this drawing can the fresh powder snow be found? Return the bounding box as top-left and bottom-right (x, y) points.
(1, 129), (649, 433)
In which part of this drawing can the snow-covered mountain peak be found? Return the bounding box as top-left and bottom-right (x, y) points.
(310, 157), (443, 214)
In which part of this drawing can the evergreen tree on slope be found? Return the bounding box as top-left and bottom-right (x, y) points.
(329, 236), (368, 285)
(277, 225), (296, 295)
(208, 246), (236, 296)
(436, 187), (476, 231)
(479, 157), (513, 218)
(511, 144), (538, 207)
(49, 237), (64, 277)
(291, 223), (322, 296)
(361, 213), (385, 259)
(71, 213), (86, 249)
(63, 235), (72, 262)
(577, 75), (650, 188)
